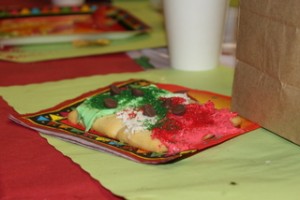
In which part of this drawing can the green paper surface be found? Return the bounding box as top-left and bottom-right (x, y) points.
(0, 0), (166, 62)
(1, 67), (300, 200)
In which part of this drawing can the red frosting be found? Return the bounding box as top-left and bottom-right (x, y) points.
(151, 101), (242, 154)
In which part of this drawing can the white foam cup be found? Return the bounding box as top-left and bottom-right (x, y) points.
(163, 0), (228, 71)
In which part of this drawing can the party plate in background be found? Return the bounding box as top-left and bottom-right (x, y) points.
(0, 4), (150, 46)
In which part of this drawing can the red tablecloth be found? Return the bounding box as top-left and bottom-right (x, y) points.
(0, 97), (125, 200)
(0, 52), (143, 199)
(0, 53), (142, 86)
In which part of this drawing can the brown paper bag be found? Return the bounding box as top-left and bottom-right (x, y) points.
(231, 0), (300, 144)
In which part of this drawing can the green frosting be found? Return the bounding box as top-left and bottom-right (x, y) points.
(76, 84), (170, 131)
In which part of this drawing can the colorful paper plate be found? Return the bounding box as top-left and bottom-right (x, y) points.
(9, 79), (259, 164)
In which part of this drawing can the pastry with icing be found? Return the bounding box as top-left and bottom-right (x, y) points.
(68, 82), (242, 154)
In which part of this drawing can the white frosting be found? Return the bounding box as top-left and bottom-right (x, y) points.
(116, 108), (158, 135)
(116, 93), (192, 135)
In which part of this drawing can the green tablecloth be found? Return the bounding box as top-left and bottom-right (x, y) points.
(1, 67), (300, 200)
